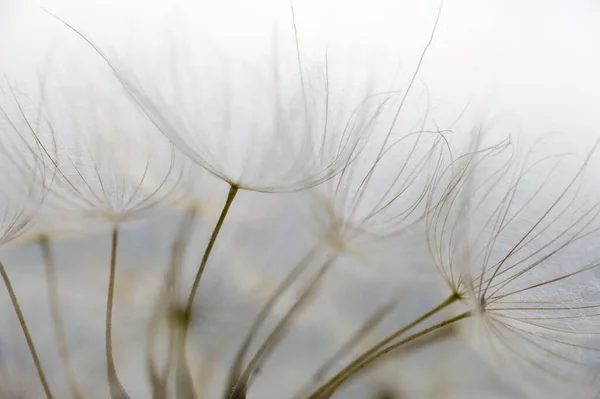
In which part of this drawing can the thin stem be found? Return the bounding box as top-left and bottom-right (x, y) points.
(106, 226), (130, 399)
(315, 301), (396, 380)
(185, 184), (238, 319)
(308, 293), (460, 398)
(147, 206), (199, 399)
(180, 184), (238, 395)
(314, 311), (472, 398)
(229, 256), (336, 399)
(173, 317), (196, 399)
(294, 300), (396, 399)
(0, 259), (54, 399)
(40, 236), (84, 399)
(224, 246), (319, 398)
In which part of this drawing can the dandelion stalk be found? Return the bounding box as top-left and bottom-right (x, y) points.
(185, 184), (238, 320)
(294, 299), (397, 399)
(172, 308), (196, 399)
(312, 311), (472, 398)
(106, 226), (130, 399)
(308, 292), (462, 398)
(0, 259), (54, 399)
(228, 255), (336, 399)
(39, 235), (84, 399)
(147, 205), (199, 399)
(224, 246), (320, 397)
(173, 184), (238, 397)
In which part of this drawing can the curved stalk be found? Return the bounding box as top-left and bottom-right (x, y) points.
(173, 316), (196, 399)
(39, 236), (84, 399)
(228, 256), (336, 399)
(185, 184), (238, 320)
(308, 293), (461, 398)
(294, 300), (397, 399)
(224, 246), (320, 398)
(0, 259), (54, 399)
(312, 311), (471, 398)
(177, 184), (238, 396)
(147, 206), (199, 399)
(106, 227), (130, 399)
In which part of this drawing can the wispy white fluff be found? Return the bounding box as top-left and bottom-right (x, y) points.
(308, 102), (449, 254)
(427, 133), (600, 397)
(0, 82), (51, 245)
(60, 15), (398, 194)
(7, 63), (183, 230)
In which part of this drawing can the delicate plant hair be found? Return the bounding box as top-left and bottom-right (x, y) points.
(426, 133), (600, 396)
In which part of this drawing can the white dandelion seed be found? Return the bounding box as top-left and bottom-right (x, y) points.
(426, 133), (600, 397)
(55, 11), (381, 195)
(306, 95), (450, 258)
(33, 81), (181, 227)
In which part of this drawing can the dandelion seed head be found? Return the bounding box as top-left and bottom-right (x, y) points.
(68, 13), (408, 195)
(7, 56), (184, 230)
(0, 83), (50, 246)
(306, 90), (452, 261)
(428, 132), (600, 396)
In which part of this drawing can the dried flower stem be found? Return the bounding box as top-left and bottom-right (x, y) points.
(320, 301), (396, 380)
(106, 226), (130, 399)
(39, 236), (84, 399)
(225, 246), (320, 397)
(228, 255), (336, 399)
(185, 184), (238, 320)
(0, 259), (54, 399)
(176, 184), (238, 396)
(309, 293), (462, 398)
(147, 205), (199, 399)
(293, 299), (397, 399)
(313, 311), (472, 397)
(173, 317), (196, 399)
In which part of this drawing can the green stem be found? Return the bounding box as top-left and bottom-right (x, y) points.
(308, 293), (461, 398)
(106, 227), (129, 399)
(315, 311), (472, 397)
(179, 184), (238, 396)
(0, 259), (54, 399)
(294, 300), (396, 399)
(174, 320), (196, 399)
(40, 236), (84, 399)
(185, 184), (238, 319)
(225, 246), (319, 398)
(147, 205), (199, 399)
(230, 256), (336, 399)
(315, 300), (396, 380)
